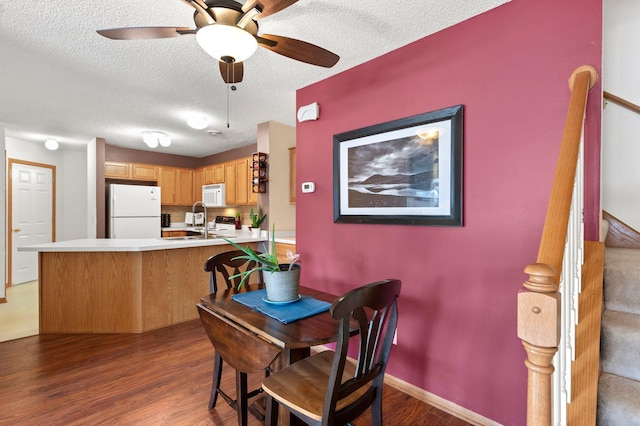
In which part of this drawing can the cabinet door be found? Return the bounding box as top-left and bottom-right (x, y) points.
(159, 167), (177, 205)
(275, 243), (297, 263)
(205, 164), (225, 184)
(193, 168), (205, 203)
(105, 162), (131, 179)
(213, 164), (225, 183)
(224, 162), (237, 205)
(289, 147), (296, 203)
(132, 163), (158, 181)
(175, 168), (194, 205)
(235, 158), (249, 205)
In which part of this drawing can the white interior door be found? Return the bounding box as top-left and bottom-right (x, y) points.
(11, 163), (53, 284)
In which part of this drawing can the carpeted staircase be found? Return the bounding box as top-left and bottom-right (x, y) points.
(597, 247), (640, 425)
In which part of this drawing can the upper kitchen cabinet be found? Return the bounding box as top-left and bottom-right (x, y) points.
(224, 161), (237, 206)
(132, 163), (158, 181)
(204, 164), (225, 184)
(193, 167), (205, 203)
(105, 161), (158, 181)
(159, 166), (193, 205)
(105, 161), (131, 179)
(222, 157), (255, 206)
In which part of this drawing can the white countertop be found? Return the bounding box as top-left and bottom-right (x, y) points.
(19, 230), (266, 253)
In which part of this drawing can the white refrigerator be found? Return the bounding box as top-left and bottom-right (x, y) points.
(108, 184), (161, 238)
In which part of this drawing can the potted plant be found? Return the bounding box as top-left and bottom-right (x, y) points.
(249, 206), (266, 237)
(224, 225), (301, 302)
(234, 212), (242, 230)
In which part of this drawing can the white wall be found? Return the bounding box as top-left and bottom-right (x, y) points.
(1, 125), (6, 300)
(603, 0), (640, 229)
(5, 137), (88, 241)
(256, 121), (296, 233)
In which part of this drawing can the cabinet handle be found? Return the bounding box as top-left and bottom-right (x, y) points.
(13, 228), (21, 232)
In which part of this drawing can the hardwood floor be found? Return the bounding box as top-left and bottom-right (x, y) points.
(0, 319), (471, 425)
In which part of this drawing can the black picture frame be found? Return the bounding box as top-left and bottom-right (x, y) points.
(333, 105), (463, 226)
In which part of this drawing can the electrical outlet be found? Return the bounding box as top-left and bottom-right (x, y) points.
(393, 329), (398, 345)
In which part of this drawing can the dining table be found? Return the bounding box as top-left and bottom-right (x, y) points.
(198, 283), (352, 425)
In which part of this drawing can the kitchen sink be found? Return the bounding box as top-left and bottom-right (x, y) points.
(162, 236), (202, 240)
(160, 234), (236, 241)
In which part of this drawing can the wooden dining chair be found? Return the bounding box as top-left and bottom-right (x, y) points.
(204, 249), (262, 294)
(261, 279), (401, 426)
(201, 250), (268, 425)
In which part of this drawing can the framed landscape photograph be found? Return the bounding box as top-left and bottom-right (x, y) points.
(333, 105), (463, 226)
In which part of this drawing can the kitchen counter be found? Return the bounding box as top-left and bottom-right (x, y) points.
(23, 232), (265, 335)
(19, 231), (264, 253)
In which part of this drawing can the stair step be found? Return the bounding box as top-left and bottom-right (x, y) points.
(604, 248), (640, 315)
(598, 373), (640, 426)
(601, 309), (640, 381)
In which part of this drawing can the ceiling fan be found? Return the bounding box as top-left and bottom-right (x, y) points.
(97, 0), (340, 84)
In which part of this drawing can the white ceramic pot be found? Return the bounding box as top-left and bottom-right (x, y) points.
(250, 228), (261, 238)
(263, 264), (301, 302)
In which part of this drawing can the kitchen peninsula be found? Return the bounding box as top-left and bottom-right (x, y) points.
(20, 234), (265, 334)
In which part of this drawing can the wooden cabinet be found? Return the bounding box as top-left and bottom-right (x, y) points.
(275, 242), (297, 263)
(105, 159), (249, 205)
(161, 230), (187, 238)
(176, 168), (193, 205)
(193, 167), (204, 203)
(159, 167), (193, 205)
(105, 161), (131, 179)
(159, 167), (177, 205)
(132, 163), (158, 181)
(204, 164), (225, 184)
(236, 158), (249, 205)
(222, 158), (255, 206)
(289, 147), (296, 203)
(224, 161), (237, 205)
(105, 161), (158, 181)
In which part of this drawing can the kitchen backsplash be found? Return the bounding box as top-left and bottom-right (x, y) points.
(161, 205), (254, 226)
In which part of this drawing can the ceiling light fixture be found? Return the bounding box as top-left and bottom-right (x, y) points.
(195, 24), (258, 63)
(142, 131), (171, 148)
(187, 115), (209, 130)
(44, 138), (59, 150)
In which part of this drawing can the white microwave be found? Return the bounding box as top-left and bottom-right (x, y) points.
(202, 184), (226, 207)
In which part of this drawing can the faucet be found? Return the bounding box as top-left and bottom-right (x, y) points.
(192, 201), (208, 239)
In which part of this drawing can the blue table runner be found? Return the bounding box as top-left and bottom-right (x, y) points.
(232, 289), (331, 324)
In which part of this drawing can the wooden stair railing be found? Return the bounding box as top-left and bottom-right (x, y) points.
(603, 91), (640, 116)
(517, 65), (598, 426)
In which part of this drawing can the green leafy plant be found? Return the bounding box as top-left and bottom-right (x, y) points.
(224, 224), (299, 289)
(249, 206), (267, 229)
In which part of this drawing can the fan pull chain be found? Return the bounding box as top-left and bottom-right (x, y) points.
(226, 84), (230, 128)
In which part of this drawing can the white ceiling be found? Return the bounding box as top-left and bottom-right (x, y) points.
(0, 0), (509, 158)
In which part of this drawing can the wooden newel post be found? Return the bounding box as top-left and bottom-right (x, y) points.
(517, 263), (560, 426)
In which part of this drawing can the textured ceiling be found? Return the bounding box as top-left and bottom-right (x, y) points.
(0, 0), (509, 158)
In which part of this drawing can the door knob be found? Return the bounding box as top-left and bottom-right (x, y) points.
(13, 228), (21, 232)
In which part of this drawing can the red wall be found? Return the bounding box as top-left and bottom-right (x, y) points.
(295, 0), (602, 424)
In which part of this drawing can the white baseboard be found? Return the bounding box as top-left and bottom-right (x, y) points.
(311, 345), (502, 426)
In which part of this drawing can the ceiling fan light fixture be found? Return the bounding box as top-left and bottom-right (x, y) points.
(196, 24), (258, 63)
(44, 138), (59, 150)
(142, 131), (170, 148)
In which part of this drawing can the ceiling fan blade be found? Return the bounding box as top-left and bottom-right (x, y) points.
(219, 61), (244, 84)
(242, 0), (298, 18)
(97, 27), (194, 40)
(257, 34), (339, 68)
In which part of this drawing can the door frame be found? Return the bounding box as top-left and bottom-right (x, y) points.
(6, 159), (56, 289)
